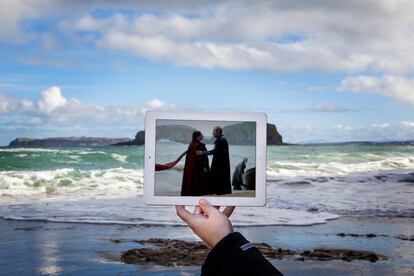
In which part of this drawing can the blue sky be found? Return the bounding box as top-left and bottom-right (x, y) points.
(1, 0), (414, 145)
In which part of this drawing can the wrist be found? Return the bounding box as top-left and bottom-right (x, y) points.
(210, 229), (234, 248)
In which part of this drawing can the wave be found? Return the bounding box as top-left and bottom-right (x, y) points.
(266, 170), (414, 218)
(111, 153), (128, 163)
(267, 156), (414, 177)
(0, 197), (339, 227)
(0, 168), (144, 201)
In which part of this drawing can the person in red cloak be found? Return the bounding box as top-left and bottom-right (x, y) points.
(181, 131), (210, 196)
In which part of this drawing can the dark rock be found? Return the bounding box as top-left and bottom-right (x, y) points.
(283, 181), (312, 186)
(398, 178), (414, 183)
(374, 175), (388, 181)
(116, 238), (386, 267)
(112, 131), (145, 146)
(14, 226), (44, 231)
(396, 235), (414, 241)
(267, 123), (283, 145)
(336, 233), (387, 239)
(307, 207), (319, 212)
(300, 248), (386, 263)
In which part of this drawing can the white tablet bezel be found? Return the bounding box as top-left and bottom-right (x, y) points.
(144, 111), (267, 206)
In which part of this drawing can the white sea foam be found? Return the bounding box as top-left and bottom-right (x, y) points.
(78, 150), (107, 155)
(266, 170), (414, 217)
(111, 153), (128, 163)
(267, 156), (414, 178)
(0, 197), (339, 227)
(1, 167), (412, 226)
(1, 143), (413, 226)
(0, 168), (143, 202)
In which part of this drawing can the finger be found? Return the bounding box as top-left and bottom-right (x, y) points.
(194, 205), (202, 214)
(198, 198), (218, 217)
(222, 206), (235, 217)
(175, 205), (193, 224)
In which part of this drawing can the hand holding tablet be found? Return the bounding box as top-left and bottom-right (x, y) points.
(176, 198), (235, 248)
(144, 111), (267, 206)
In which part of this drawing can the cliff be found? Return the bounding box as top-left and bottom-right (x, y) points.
(156, 125), (196, 144)
(113, 122), (283, 146)
(267, 123), (283, 145)
(221, 122), (256, 145)
(112, 131), (145, 146)
(8, 137), (130, 148)
(112, 125), (196, 146)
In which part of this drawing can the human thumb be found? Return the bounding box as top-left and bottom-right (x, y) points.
(198, 198), (217, 217)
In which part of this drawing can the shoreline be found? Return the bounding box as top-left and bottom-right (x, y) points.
(1, 216), (413, 275)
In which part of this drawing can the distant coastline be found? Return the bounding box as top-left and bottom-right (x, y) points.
(6, 137), (130, 148)
(6, 122), (284, 148)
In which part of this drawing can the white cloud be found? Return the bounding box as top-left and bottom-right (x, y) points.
(337, 75), (414, 105)
(82, 1), (414, 73)
(0, 93), (35, 114)
(400, 121), (414, 128)
(0, 87), (177, 127)
(308, 102), (350, 112)
(280, 121), (414, 143)
(0, 94), (16, 114)
(0, 0), (55, 42)
(276, 102), (352, 113)
(36, 86), (67, 113)
(371, 123), (391, 128)
(114, 98), (177, 117)
(3, 1), (414, 74)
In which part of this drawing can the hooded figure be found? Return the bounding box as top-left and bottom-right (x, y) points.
(232, 158), (248, 190)
(181, 131), (210, 196)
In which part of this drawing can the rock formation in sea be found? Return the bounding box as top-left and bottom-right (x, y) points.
(112, 131), (145, 146)
(267, 123), (283, 145)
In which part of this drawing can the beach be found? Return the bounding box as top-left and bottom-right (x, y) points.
(1, 144), (414, 275)
(1, 216), (413, 275)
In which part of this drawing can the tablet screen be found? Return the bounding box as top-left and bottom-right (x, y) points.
(154, 119), (256, 197)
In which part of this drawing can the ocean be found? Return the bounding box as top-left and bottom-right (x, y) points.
(0, 143), (413, 226)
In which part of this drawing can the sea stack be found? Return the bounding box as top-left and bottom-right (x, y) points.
(267, 123), (283, 145)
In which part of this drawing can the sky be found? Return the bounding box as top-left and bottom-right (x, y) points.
(0, 0), (414, 145)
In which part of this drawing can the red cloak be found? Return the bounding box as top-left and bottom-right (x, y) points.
(181, 140), (210, 196)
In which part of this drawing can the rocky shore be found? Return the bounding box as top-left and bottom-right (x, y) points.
(118, 238), (387, 267)
(1, 216), (413, 275)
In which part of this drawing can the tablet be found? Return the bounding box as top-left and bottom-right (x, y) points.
(144, 111), (267, 206)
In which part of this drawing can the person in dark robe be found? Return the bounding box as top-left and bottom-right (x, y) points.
(232, 158), (248, 190)
(181, 131), (210, 196)
(197, 126), (231, 195)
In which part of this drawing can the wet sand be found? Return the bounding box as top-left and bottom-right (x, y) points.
(0, 216), (413, 275)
